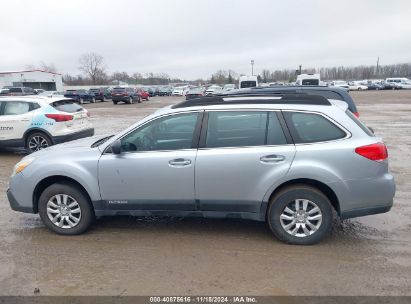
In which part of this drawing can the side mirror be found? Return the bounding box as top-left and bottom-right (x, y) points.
(111, 139), (122, 154)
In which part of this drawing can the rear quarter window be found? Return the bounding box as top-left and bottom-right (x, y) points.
(284, 111), (346, 144)
(345, 110), (374, 136)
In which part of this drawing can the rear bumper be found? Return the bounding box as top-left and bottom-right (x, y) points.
(340, 203), (393, 219)
(7, 188), (35, 213)
(53, 128), (95, 144)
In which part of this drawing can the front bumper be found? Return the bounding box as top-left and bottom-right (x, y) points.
(7, 189), (35, 213)
(53, 128), (95, 144)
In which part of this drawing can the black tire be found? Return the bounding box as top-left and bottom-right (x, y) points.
(113, 100), (118, 105)
(267, 185), (333, 245)
(26, 132), (52, 153)
(38, 182), (94, 235)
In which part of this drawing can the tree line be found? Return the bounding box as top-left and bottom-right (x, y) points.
(30, 52), (411, 86)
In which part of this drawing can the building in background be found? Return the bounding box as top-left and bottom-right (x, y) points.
(0, 70), (63, 91)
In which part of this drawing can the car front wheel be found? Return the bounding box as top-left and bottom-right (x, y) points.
(38, 183), (94, 235)
(267, 185), (333, 245)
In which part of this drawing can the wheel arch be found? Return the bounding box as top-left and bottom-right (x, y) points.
(263, 178), (341, 218)
(32, 175), (92, 213)
(23, 128), (54, 147)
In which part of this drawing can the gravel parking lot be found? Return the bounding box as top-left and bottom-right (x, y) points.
(0, 91), (410, 296)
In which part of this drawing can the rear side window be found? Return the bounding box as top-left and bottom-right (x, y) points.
(345, 110), (374, 137)
(205, 111), (287, 148)
(284, 112), (346, 143)
(9, 88), (23, 93)
(52, 100), (83, 113)
(2, 101), (30, 115)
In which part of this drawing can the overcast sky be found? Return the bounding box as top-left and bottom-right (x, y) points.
(1, 0), (411, 79)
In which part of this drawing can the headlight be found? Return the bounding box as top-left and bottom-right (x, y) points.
(12, 157), (36, 175)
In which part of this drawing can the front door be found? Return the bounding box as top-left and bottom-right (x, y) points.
(0, 101), (34, 141)
(98, 111), (201, 211)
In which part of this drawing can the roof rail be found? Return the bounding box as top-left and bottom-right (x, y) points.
(172, 93), (331, 109)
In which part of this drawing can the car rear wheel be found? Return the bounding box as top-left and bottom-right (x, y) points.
(38, 183), (94, 235)
(267, 185), (333, 245)
(26, 132), (52, 153)
(113, 100), (118, 105)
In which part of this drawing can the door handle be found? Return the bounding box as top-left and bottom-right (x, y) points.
(168, 158), (192, 167)
(260, 155), (285, 163)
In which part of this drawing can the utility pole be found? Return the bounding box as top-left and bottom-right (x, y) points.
(299, 64), (302, 75)
(376, 56), (380, 76)
(251, 60), (254, 76)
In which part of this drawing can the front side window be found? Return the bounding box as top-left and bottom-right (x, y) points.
(284, 112), (346, 143)
(205, 111), (287, 148)
(2, 101), (30, 115)
(120, 112), (199, 152)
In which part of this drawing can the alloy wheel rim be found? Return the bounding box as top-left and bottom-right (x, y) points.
(46, 194), (82, 229)
(280, 199), (322, 238)
(29, 136), (49, 152)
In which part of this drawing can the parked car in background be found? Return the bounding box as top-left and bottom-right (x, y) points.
(158, 86), (172, 96)
(111, 87), (141, 104)
(0, 89), (10, 96)
(7, 94), (395, 245)
(223, 84), (236, 92)
(385, 77), (410, 89)
(185, 88), (205, 100)
(64, 89), (96, 104)
(239, 75), (258, 88)
(0, 96), (94, 153)
(7, 87), (36, 96)
(225, 85), (360, 117)
(366, 83), (383, 90)
(205, 85), (223, 95)
(39, 91), (65, 98)
(348, 82), (368, 91)
(394, 81), (411, 89)
(89, 87), (111, 102)
(137, 88), (150, 101)
(172, 86), (189, 96)
(330, 81), (349, 90)
(34, 89), (46, 95)
(147, 87), (159, 97)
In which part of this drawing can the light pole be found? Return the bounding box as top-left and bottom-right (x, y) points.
(251, 60), (254, 76)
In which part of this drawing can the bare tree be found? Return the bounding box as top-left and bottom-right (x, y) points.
(25, 61), (57, 73)
(78, 52), (106, 84)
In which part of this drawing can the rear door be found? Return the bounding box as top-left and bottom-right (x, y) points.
(195, 110), (296, 213)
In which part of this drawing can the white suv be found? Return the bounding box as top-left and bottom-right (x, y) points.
(0, 96), (94, 153)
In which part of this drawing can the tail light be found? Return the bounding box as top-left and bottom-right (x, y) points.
(353, 112), (360, 117)
(355, 143), (388, 161)
(45, 114), (73, 122)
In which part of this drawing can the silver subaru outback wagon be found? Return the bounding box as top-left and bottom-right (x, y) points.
(7, 94), (395, 245)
